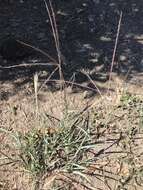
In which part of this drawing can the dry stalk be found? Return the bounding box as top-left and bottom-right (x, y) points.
(43, 0), (67, 109)
(0, 62), (58, 69)
(108, 11), (123, 93)
(17, 39), (57, 63)
(34, 72), (39, 117)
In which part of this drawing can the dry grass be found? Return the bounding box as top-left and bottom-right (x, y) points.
(0, 1), (143, 190)
(0, 79), (143, 190)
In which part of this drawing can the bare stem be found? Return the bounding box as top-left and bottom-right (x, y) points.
(108, 11), (123, 92)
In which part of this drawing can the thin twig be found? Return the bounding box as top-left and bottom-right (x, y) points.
(108, 11), (123, 92)
(44, 0), (66, 90)
(81, 71), (103, 98)
(41, 79), (98, 93)
(43, 0), (60, 63)
(0, 62), (58, 69)
(37, 66), (59, 94)
(43, 0), (66, 106)
(17, 40), (57, 63)
(34, 72), (39, 117)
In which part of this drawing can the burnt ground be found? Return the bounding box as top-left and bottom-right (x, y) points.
(0, 0), (143, 96)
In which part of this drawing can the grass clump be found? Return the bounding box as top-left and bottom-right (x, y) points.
(20, 119), (91, 176)
(0, 92), (143, 189)
(1, 111), (96, 189)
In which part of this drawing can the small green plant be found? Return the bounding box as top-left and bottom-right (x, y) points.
(19, 115), (93, 174)
(120, 93), (141, 107)
(0, 111), (99, 189)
